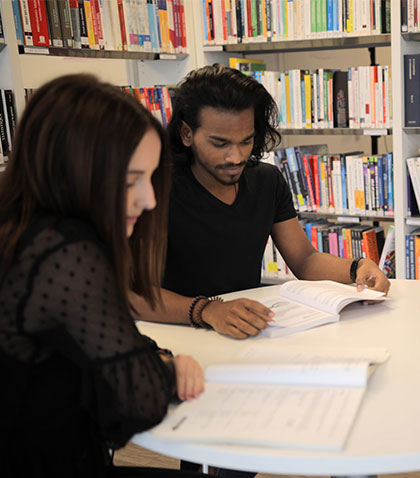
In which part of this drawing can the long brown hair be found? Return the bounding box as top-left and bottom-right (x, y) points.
(0, 74), (170, 308)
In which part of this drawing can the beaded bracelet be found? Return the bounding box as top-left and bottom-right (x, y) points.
(189, 295), (224, 329)
(188, 295), (207, 328)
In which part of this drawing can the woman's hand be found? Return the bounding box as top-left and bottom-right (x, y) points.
(173, 354), (204, 401)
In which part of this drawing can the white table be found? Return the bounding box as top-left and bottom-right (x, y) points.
(132, 279), (420, 476)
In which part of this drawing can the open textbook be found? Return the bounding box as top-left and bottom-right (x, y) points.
(150, 345), (390, 451)
(260, 280), (387, 338)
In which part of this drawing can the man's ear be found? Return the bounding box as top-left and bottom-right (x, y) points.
(179, 120), (193, 147)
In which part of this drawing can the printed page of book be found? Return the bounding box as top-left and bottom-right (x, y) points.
(205, 361), (370, 387)
(150, 382), (365, 451)
(259, 295), (338, 337)
(278, 280), (387, 315)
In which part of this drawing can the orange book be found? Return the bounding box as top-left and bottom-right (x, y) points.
(362, 228), (380, 265)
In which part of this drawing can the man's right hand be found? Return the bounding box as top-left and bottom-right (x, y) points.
(201, 298), (274, 339)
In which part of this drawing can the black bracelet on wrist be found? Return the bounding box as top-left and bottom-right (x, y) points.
(188, 296), (207, 328)
(350, 258), (362, 283)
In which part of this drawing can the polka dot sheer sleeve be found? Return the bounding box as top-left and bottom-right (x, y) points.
(18, 228), (175, 443)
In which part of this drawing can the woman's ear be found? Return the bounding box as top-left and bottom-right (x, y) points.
(179, 120), (193, 147)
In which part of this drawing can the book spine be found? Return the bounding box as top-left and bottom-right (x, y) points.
(28, 0), (51, 46)
(45, 0), (63, 47)
(57, 0), (74, 48)
(404, 54), (420, 127)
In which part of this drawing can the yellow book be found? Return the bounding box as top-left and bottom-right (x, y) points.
(83, 1), (97, 49)
(304, 72), (312, 129)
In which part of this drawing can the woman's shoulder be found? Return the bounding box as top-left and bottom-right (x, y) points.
(18, 213), (102, 257)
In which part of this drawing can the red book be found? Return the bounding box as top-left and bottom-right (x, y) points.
(161, 87), (173, 124)
(28, 0), (50, 46)
(311, 155), (321, 210)
(167, 0), (176, 52)
(91, 0), (104, 49)
(117, 0), (127, 50)
(302, 154), (316, 211)
(246, 0), (252, 39)
(179, 0), (187, 52)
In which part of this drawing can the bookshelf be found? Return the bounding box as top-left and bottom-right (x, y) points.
(0, 1), (417, 279)
(391, 2), (420, 279)
(197, 2), (416, 279)
(0, 0), (199, 118)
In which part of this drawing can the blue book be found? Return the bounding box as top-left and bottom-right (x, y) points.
(332, 0), (339, 33)
(155, 88), (167, 127)
(386, 153), (394, 214)
(11, 0), (24, 46)
(405, 234), (412, 279)
(300, 77), (306, 128)
(327, 0), (333, 34)
(147, 1), (159, 52)
(202, 0), (208, 43)
(285, 146), (306, 211)
(377, 155), (384, 214)
(340, 154), (348, 212)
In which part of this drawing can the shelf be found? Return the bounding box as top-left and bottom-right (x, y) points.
(207, 34), (391, 54)
(17, 45), (188, 61)
(299, 211), (394, 222)
(406, 217), (420, 226)
(402, 32), (420, 41)
(278, 128), (391, 136)
(0, 42), (6, 53)
(404, 127), (420, 134)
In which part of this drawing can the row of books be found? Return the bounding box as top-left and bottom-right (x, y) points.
(266, 146), (394, 217)
(401, 0), (420, 33)
(25, 84), (174, 127)
(406, 228), (420, 279)
(11, 0), (187, 53)
(239, 62), (392, 130)
(404, 54), (420, 127)
(262, 223), (396, 280)
(0, 89), (17, 168)
(123, 85), (174, 127)
(202, 0), (391, 46)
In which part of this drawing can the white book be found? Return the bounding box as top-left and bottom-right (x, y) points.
(259, 280), (387, 338)
(150, 344), (389, 451)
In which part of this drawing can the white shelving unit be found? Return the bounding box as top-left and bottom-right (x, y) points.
(391, 2), (420, 279)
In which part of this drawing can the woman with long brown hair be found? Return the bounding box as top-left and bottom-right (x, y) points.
(0, 74), (205, 478)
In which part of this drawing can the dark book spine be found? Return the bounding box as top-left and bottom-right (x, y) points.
(78, 0), (89, 47)
(404, 54), (420, 127)
(401, 0), (408, 32)
(57, 0), (73, 47)
(236, 0), (242, 42)
(0, 92), (10, 156)
(4, 90), (17, 145)
(333, 70), (349, 127)
(45, 0), (64, 47)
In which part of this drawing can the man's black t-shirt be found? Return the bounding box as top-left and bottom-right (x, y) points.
(163, 161), (297, 297)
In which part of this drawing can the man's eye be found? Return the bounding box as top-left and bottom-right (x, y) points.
(212, 142), (227, 148)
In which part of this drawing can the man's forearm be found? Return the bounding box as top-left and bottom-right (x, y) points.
(130, 288), (193, 324)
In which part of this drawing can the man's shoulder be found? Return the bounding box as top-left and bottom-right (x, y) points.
(244, 160), (280, 180)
